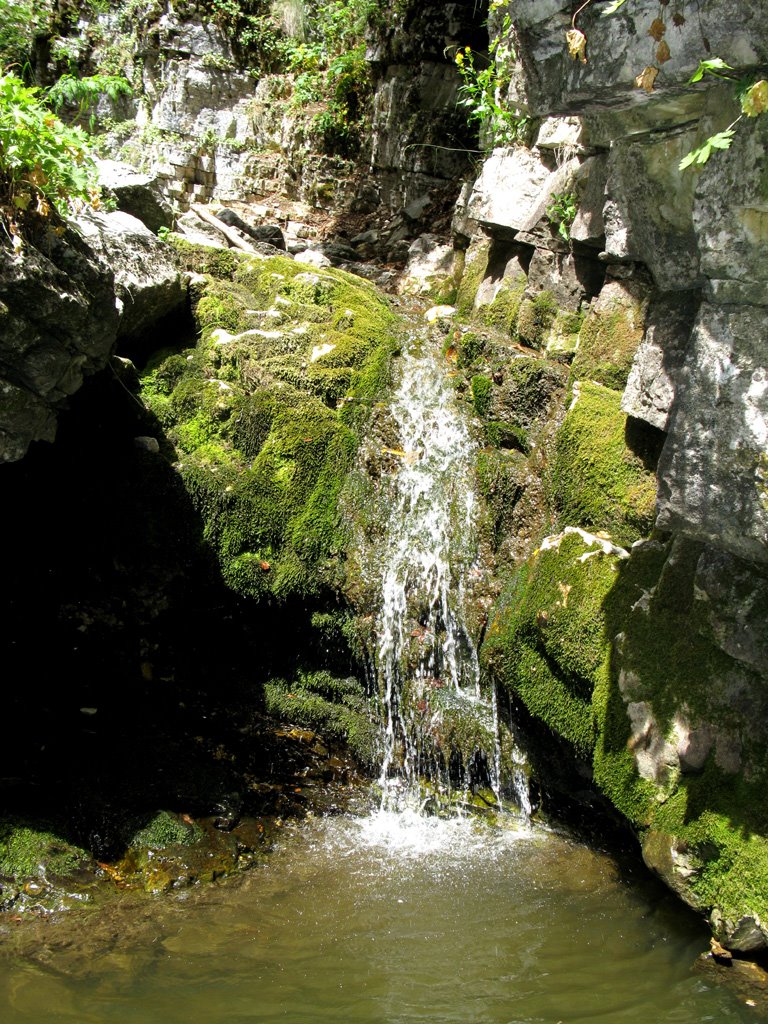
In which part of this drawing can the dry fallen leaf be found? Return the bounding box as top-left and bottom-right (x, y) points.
(672, 12), (685, 26)
(648, 18), (666, 41)
(742, 79), (768, 117)
(635, 65), (659, 93)
(566, 28), (587, 64)
(656, 40), (671, 64)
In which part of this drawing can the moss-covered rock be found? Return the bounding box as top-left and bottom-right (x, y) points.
(264, 671), (379, 767)
(479, 275), (527, 336)
(0, 821), (90, 882)
(569, 278), (648, 391)
(140, 244), (399, 604)
(455, 239), (490, 315)
(483, 529), (625, 757)
(484, 520), (768, 952)
(552, 380), (656, 547)
(516, 290), (557, 349)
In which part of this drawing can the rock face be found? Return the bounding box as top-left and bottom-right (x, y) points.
(462, 0), (768, 951)
(0, 212), (185, 462)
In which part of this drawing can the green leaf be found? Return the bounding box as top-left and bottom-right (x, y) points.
(601, 0), (629, 14)
(689, 58), (733, 83)
(678, 128), (735, 170)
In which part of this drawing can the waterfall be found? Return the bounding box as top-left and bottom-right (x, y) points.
(367, 328), (529, 815)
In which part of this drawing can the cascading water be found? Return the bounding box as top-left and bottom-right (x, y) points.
(368, 326), (529, 814)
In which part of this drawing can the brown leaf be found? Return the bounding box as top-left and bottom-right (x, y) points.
(259, 560), (271, 571)
(445, 344), (458, 363)
(672, 12), (685, 26)
(656, 40), (671, 64)
(648, 18), (666, 41)
(635, 65), (659, 93)
(566, 28), (587, 65)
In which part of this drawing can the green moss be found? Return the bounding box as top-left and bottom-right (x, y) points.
(169, 235), (242, 279)
(471, 374), (493, 418)
(453, 331), (483, 368)
(139, 254), (398, 605)
(264, 673), (378, 766)
(552, 381), (656, 547)
(570, 301), (644, 391)
(485, 421), (529, 453)
(455, 241), (489, 315)
(479, 275), (527, 336)
(547, 309), (585, 356)
(129, 811), (203, 850)
(516, 291), (557, 349)
(0, 822), (89, 880)
(476, 449), (526, 551)
(482, 531), (623, 758)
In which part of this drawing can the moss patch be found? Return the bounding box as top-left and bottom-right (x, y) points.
(264, 671), (378, 767)
(479, 275), (527, 336)
(570, 288), (645, 391)
(552, 381), (656, 547)
(0, 821), (89, 881)
(517, 291), (557, 349)
(140, 246), (399, 604)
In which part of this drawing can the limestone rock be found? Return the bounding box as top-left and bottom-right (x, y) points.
(72, 210), (186, 339)
(400, 235), (455, 297)
(504, 0), (768, 117)
(97, 159), (174, 234)
(602, 129), (700, 290)
(694, 547), (768, 674)
(0, 226), (118, 462)
(461, 146), (553, 235)
(621, 290), (699, 431)
(694, 98), (768, 306)
(657, 302), (768, 565)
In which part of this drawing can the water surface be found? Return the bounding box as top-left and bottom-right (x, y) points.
(0, 807), (757, 1023)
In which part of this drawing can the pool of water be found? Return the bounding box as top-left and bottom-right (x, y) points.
(0, 807), (758, 1023)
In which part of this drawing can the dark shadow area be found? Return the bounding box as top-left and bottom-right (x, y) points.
(0, 347), (364, 859)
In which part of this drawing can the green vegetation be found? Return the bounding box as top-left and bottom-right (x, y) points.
(47, 72), (133, 131)
(264, 671), (378, 765)
(0, 72), (100, 233)
(129, 810), (203, 849)
(552, 381), (656, 547)
(142, 242), (398, 604)
(0, 820), (89, 880)
(470, 374), (492, 417)
(516, 291), (557, 349)
(546, 191), (577, 241)
(454, 24), (529, 148)
(569, 295), (644, 392)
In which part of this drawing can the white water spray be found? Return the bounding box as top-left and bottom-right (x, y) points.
(368, 331), (528, 815)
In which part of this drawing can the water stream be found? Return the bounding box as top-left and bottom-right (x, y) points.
(371, 332), (528, 811)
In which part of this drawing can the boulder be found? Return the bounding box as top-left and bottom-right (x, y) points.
(97, 159), (174, 234)
(72, 210), (186, 340)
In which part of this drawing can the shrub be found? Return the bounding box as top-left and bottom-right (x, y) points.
(0, 72), (100, 232)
